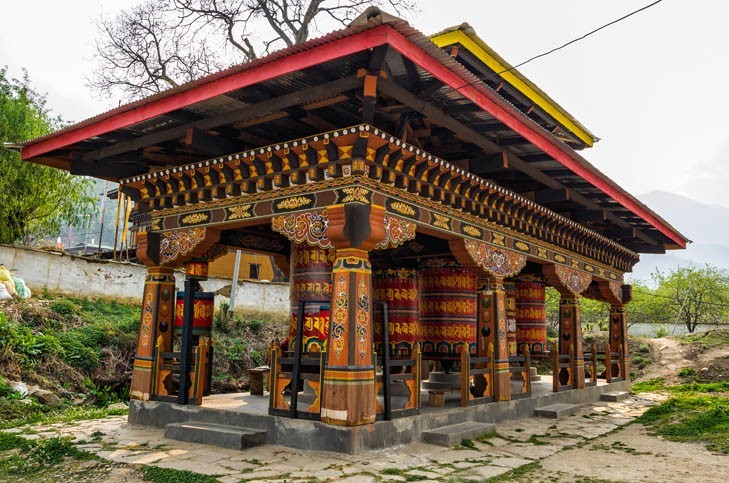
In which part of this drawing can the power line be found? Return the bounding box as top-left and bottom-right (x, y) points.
(444, 0), (666, 96)
(497, 0), (665, 77)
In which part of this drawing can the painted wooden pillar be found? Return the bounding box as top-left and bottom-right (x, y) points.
(130, 267), (176, 401)
(559, 294), (585, 389)
(320, 203), (386, 426)
(609, 304), (629, 379)
(488, 277), (511, 401)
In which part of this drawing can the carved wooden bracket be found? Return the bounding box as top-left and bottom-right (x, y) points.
(271, 210), (333, 249)
(374, 215), (417, 250)
(138, 227), (220, 268)
(449, 238), (527, 278)
(544, 264), (592, 295)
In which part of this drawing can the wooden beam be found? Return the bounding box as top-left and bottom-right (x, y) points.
(534, 188), (570, 204)
(184, 128), (245, 157)
(569, 209), (607, 223)
(622, 242), (666, 254)
(377, 78), (660, 246)
(80, 76), (362, 162)
(604, 227), (637, 240)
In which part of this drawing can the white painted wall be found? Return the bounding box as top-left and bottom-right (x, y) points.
(0, 245), (289, 319)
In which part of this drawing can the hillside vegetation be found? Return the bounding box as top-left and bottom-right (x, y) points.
(0, 293), (286, 427)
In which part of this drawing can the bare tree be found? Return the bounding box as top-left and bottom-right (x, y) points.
(90, 0), (416, 100)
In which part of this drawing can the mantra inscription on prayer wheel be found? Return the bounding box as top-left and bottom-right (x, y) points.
(373, 268), (420, 355)
(504, 281), (518, 357)
(419, 266), (477, 356)
(174, 292), (214, 337)
(516, 280), (548, 353)
(290, 242), (334, 352)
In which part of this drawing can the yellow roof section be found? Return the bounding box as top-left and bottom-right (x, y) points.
(431, 25), (598, 147)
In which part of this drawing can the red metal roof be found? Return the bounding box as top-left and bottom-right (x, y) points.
(21, 10), (687, 249)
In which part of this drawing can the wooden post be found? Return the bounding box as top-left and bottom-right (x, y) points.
(523, 345), (532, 394)
(552, 345), (558, 392)
(605, 347), (612, 383)
(130, 267), (176, 401)
(489, 277), (511, 401)
(610, 304), (628, 381)
(560, 294), (585, 389)
(591, 342), (598, 384)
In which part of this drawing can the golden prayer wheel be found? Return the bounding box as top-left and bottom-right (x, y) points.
(516, 279), (548, 354)
(504, 280), (518, 357)
(419, 266), (477, 357)
(373, 268), (420, 356)
(289, 242), (334, 352)
(174, 291), (214, 337)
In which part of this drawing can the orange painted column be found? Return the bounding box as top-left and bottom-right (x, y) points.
(489, 277), (511, 401)
(130, 267), (176, 401)
(320, 203), (385, 426)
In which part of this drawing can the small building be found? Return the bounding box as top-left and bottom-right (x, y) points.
(20, 9), (686, 452)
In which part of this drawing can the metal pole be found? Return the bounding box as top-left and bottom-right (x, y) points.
(290, 299), (306, 418)
(382, 302), (392, 421)
(96, 180), (109, 258)
(178, 279), (195, 405)
(229, 250), (242, 314)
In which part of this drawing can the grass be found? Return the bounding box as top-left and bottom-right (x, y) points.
(141, 465), (220, 483)
(485, 461), (541, 482)
(675, 329), (729, 352)
(0, 432), (96, 479)
(0, 401), (127, 429)
(636, 381), (729, 454)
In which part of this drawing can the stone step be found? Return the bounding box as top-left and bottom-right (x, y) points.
(422, 422), (495, 447)
(534, 403), (581, 419)
(601, 391), (629, 402)
(422, 381), (461, 391)
(427, 371), (462, 384)
(164, 421), (267, 450)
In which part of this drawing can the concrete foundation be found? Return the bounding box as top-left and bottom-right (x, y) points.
(129, 379), (631, 454)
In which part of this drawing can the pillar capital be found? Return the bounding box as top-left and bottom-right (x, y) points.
(543, 264), (592, 296)
(136, 228), (220, 268)
(326, 203), (386, 251)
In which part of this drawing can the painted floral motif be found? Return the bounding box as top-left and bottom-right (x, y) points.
(226, 204), (252, 220)
(356, 277), (369, 360)
(330, 273), (348, 358)
(464, 239), (527, 278)
(375, 215), (417, 250)
(180, 212), (209, 225)
(275, 196), (313, 211)
(271, 210), (333, 249)
(389, 201), (416, 216)
(555, 265), (592, 294)
(160, 227), (207, 264)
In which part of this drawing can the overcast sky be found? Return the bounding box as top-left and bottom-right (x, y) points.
(2, 1), (728, 214)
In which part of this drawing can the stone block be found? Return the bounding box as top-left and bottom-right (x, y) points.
(164, 422), (267, 450)
(534, 403), (581, 419)
(422, 422), (495, 446)
(600, 391), (629, 402)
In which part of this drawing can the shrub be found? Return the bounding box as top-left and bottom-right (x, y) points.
(678, 367), (696, 378)
(49, 299), (81, 318)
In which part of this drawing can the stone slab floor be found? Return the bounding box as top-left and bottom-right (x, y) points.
(5, 392), (723, 482)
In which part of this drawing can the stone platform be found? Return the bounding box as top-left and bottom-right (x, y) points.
(128, 379), (630, 454)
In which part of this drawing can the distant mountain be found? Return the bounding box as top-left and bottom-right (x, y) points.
(627, 191), (729, 282)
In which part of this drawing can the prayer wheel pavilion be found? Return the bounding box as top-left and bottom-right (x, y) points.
(20, 8), (686, 451)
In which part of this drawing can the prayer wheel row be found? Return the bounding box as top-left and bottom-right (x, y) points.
(285, 243), (546, 357)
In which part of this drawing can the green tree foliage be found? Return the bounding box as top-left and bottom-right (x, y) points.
(0, 67), (96, 244)
(545, 266), (729, 335)
(651, 265), (729, 333)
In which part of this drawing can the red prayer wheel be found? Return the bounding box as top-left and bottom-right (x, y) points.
(373, 268), (420, 355)
(174, 291), (214, 337)
(289, 242), (334, 352)
(516, 279), (548, 354)
(419, 266), (477, 357)
(504, 280), (518, 357)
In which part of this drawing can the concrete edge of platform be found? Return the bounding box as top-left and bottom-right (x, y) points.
(128, 380), (631, 454)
